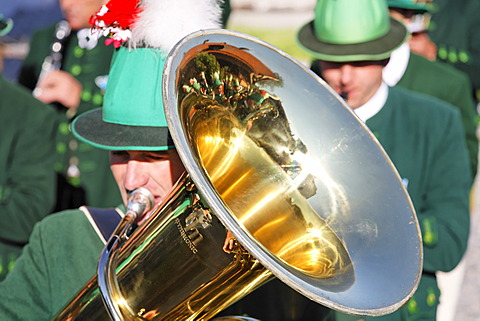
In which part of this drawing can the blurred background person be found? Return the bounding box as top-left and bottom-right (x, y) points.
(0, 18), (58, 280)
(383, 2), (478, 320)
(17, 0), (121, 211)
(386, 0), (437, 60)
(383, 0), (478, 178)
(297, 1), (472, 320)
(310, 0), (478, 177)
(431, 0), (480, 105)
(403, 0), (480, 105)
(0, 0), (62, 80)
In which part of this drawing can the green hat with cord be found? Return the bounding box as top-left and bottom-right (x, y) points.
(72, 0), (222, 151)
(297, 0), (408, 62)
(387, 0), (435, 13)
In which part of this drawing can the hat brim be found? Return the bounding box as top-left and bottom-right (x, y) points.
(297, 17), (408, 62)
(388, 3), (436, 12)
(72, 108), (174, 151)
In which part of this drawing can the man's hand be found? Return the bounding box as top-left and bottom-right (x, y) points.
(409, 32), (438, 61)
(34, 70), (82, 110)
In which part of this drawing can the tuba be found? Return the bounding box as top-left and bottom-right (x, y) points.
(53, 29), (422, 320)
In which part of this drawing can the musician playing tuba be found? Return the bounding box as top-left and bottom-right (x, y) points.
(17, 0), (121, 212)
(1, 0), (427, 319)
(0, 0), (223, 320)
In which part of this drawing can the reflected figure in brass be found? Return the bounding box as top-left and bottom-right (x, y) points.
(178, 49), (354, 285)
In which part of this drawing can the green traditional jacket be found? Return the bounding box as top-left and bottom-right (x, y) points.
(334, 86), (471, 321)
(396, 52), (478, 177)
(0, 76), (58, 280)
(0, 206), (123, 320)
(18, 24), (121, 209)
(429, 0), (480, 99)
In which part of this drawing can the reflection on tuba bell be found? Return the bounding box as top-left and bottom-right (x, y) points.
(53, 29), (422, 320)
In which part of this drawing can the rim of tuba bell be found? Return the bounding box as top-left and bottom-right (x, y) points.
(163, 28), (423, 316)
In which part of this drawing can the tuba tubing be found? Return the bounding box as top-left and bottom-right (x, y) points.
(53, 174), (275, 321)
(97, 188), (155, 321)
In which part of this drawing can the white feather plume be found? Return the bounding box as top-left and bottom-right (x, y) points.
(129, 0), (223, 52)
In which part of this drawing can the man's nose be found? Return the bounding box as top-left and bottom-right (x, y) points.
(339, 65), (354, 85)
(123, 160), (148, 191)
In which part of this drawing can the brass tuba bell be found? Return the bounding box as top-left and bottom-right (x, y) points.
(53, 29), (422, 320)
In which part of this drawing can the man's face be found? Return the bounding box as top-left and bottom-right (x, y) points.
(318, 60), (385, 109)
(389, 8), (429, 34)
(59, 0), (106, 30)
(110, 149), (185, 220)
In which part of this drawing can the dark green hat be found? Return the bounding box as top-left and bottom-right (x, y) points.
(297, 0), (408, 62)
(387, 0), (435, 12)
(72, 46), (174, 151)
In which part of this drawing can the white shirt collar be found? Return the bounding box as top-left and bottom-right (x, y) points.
(354, 82), (388, 122)
(383, 43), (410, 86)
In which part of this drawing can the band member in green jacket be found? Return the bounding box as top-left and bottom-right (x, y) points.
(0, 76), (58, 281)
(0, 47), (184, 317)
(311, 0), (478, 177)
(385, 0), (478, 177)
(0, 0), (222, 319)
(301, 1), (471, 320)
(429, 0), (480, 102)
(220, 0), (472, 320)
(396, 0), (480, 103)
(18, 0), (121, 211)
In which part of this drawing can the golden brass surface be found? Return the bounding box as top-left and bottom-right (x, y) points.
(53, 176), (276, 321)
(187, 100), (351, 280)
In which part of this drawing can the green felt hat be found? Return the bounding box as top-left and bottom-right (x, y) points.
(387, 0), (435, 12)
(72, 46), (174, 151)
(297, 0), (408, 62)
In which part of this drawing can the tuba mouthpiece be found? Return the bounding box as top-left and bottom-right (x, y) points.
(126, 188), (155, 222)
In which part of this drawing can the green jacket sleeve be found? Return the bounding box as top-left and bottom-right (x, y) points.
(419, 108), (471, 272)
(0, 221), (53, 320)
(0, 209), (104, 320)
(444, 69), (478, 177)
(431, 0), (480, 91)
(367, 88), (472, 274)
(0, 79), (58, 244)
